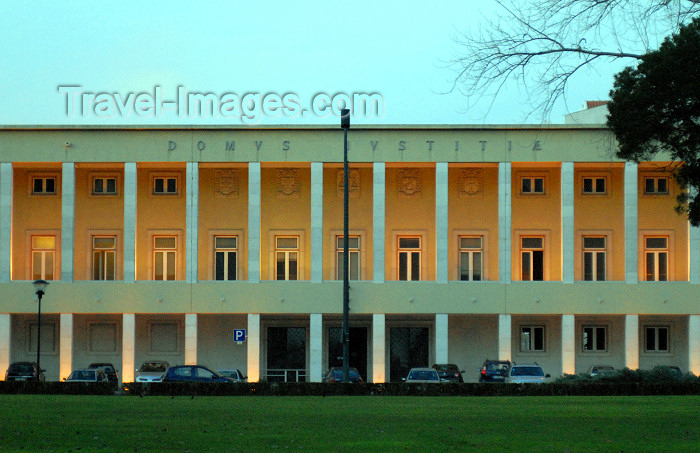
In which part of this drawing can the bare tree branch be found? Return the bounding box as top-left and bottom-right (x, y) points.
(449, 0), (700, 120)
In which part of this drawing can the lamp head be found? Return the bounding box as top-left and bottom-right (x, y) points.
(33, 279), (49, 296)
(340, 109), (350, 129)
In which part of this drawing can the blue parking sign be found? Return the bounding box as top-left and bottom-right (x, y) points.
(233, 329), (246, 342)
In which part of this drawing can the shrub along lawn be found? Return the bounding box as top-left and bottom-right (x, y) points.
(2, 395), (698, 452)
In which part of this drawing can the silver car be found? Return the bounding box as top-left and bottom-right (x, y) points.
(135, 361), (170, 382)
(403, 367), (441, 383)
(505, 363), (550, 383)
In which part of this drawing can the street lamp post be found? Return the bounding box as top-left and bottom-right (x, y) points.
(33, 279), (49, 374)
(341, 108), (351, 383)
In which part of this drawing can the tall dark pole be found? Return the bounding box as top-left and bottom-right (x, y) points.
(33, 279), (48, 374)
(341, 108), (350, 383)
(36, 290), (42, 371)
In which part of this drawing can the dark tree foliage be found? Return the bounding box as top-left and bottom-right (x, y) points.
(608, 17), (700, 225)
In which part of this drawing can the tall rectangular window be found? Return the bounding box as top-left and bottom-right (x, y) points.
(583, 236), (606, 281)
(153, 236), (176, 281)
(645, 326), (669, 352)
(215, 236), (237, 281)
(92, 236), (116, 280)
(459, 236), (482, 281)
(32, 236), (55, 280)
(336, 236), (360, 280)
(32, 177), (56, 195)
(521, 237), (544, 281)
(645, 237), (668, 281)
(582, 326), (607, 352)
(276, 236), (298, 281)
(520, 326), (545, 352)
(398, 237), (421, 281)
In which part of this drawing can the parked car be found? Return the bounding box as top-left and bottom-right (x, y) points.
(163, 365), (234, 383)
(403, 367), (441, 383)
(479, 359), (511, 383)
(432, 364), (464, 383)
(586, 365), (616, 377)
(89, 363), (119, 388)
(322, 367), (364, 383)
(505, 363), (550, 384)
(135, 361), (170, 382)
(216, 369), (248, 382)
(65, 368), (108, 383)
(5, 362), (45, 382)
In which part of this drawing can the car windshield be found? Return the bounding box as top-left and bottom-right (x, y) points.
(511, 366), (544, 377)
(139, 363), (166, 372)
(433, 365), (457, 372)
(485, 362), (509, 371)
(11, 364), (34, 372)
(331, 370), (360, 380)
(70, 370), (95, 380)
(408, 370), (438, 381)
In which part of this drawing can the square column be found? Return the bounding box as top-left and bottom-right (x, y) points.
(59, 313), (73, 381)
(624, 314), (639, 369)
(123, 163), (137, 283)
(624, 163), (638, 283)
(498, 314), (511, 361)
(122, 314), (135, 383)
(185, 163), (199, 283)
(185, 313), (197, 365)
(0, 163), (12, 282)
(247, 314), (261, 382)
(61, 163), (75, 282)
(561, 163), (574, 284)
(310, 163), (324, 283)
(372, 314), (385, 383)
(689, 315), (700, 375)
(436, 163), (448, 283)
(248, 164), (261, 283)
(0, 314), (9, 379)
(373, 163), (386, 283)
(435, 314), (448, 363)
(498, 163), (512, 283)
(309, 314), (323, 382)
(561, 315), (575, 375)
(690, 222), (700, 284)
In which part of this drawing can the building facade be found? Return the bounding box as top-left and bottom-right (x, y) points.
(1, 125), (699, 383)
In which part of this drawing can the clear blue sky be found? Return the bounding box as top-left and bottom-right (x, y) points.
(0, 1), (627, 126)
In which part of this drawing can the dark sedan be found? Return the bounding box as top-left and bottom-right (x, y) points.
(163, 365), (235, 383)
(5, 362), (45, 382)
(432, 364), (464, 383)
(479, 359), (511, 382)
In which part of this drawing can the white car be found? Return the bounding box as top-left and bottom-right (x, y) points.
(135, 361), (170, 382)
(65, 369), (108, 383)
(216, 369), (247, 382)
(505, 363), (550, 383)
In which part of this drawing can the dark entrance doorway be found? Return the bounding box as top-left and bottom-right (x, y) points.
(389, 327), (429, 382)
(266, 327), (306, 382)
(328, 327), (368, 381)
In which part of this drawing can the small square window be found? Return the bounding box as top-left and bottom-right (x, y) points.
(582, 326), (607, 352)
(645, 326), (669, 352)
(520, 326), (545, 352)
(583, 177), (606, 194)
(521, 177), (545, 194)
(92, 176), (117, 195)
(644, 177), (669, 195)
(32, 177), (56, 195)
(153, 176), (178, 195)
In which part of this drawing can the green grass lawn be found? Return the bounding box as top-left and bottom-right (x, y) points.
(2, 395), (698, 452)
